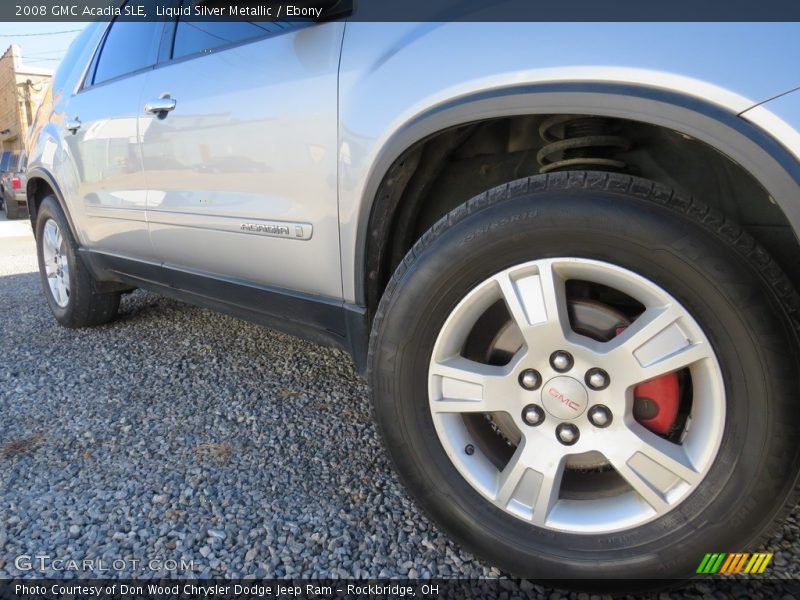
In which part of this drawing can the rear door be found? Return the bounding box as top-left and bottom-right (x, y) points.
(138, 11), (345, 298)
(62, 5), (169, 261)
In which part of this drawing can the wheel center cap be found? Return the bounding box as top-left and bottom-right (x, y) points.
(541, 376), (588, 420)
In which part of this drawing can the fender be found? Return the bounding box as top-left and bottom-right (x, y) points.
(348, 82), (800, 306)
(25, 166), (76, 241)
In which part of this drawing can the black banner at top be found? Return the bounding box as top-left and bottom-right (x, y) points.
(4, 0), (800, 22)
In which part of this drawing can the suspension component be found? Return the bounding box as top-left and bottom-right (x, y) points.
(633, 375), (681, 436)
(615, 326), (681, 436)
(537, 116), (632, 173)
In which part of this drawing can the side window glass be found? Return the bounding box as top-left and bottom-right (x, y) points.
(93, 2), (161, 85)
(172, 19), (296, 59)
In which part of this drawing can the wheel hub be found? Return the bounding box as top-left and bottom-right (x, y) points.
(541, 376), (588, 419)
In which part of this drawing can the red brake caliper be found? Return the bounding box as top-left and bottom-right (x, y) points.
(616, 327), (681, 435)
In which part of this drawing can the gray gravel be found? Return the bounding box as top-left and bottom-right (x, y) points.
(1, 218), (799, 596)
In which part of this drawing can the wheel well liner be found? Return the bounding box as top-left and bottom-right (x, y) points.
(359, 82), (800, 315)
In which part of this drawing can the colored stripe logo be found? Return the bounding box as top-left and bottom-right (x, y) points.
(696, 552), (773, 574)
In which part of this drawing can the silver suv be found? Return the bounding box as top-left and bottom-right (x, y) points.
(26, 13), (800, 582)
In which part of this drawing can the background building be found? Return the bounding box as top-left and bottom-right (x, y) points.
(0, 44), (52, 153)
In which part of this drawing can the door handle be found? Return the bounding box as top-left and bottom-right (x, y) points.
(66, 117), (81, 134)
(144, 94), (176, 118)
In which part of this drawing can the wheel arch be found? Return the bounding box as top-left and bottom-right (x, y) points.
(26, 168), (76, 241)
(355, 82), (800, 316)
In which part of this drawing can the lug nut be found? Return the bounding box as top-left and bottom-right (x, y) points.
(556, 423), (580, 445)
(585, 367), (610, 390)
(550, 350), (574, 372)
(518, 369), (542, 391)
(521, 404), (545, 427)
(587, 404), (613, 428)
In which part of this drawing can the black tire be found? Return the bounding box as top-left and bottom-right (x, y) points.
(3, 193), (19, 219)
(35, 195), (120, 327)
(368, 171), (800, 581)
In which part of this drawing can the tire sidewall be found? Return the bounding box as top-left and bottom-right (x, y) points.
(370, 190), (800, 579)
(36, 196), (79, 322)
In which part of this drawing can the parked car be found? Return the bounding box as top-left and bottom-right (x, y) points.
(0, 150), (13, 213)
(1, 152), (28, 219)
(24, 12), (800, 583)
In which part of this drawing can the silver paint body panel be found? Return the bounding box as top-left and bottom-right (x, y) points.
(139, 23), (343, 294)
(61, 71), (156, 260)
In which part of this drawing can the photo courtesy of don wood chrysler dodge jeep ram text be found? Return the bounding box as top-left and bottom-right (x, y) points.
(24, 10), (800, 583)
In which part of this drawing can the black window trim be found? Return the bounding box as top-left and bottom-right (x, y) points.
(79, 4), (175, 93)
(161, 0), (315, 66)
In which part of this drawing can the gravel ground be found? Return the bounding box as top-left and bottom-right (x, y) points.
(1, 215), (799, 597)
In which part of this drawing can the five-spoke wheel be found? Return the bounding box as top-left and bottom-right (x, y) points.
(428, 258), (724, 532)
(41, 218), (71, 308)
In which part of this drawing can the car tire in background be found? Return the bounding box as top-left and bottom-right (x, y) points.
(369, 171), (800, 581)
(3, 193), (19, 219)
(35, 195), (121, 327)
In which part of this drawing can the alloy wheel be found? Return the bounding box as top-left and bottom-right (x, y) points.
(41, 218), (70, 308)
(428, 258), (725, 533)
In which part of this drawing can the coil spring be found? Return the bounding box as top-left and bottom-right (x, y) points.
(537, 116), (632, 173)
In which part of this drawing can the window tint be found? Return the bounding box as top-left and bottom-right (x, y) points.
(93, 4), (161, 84)
(172, 20), (295, 59)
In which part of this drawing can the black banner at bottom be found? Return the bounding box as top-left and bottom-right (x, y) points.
(1, 579), (799, 600)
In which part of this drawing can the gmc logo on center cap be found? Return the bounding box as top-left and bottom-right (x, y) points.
(548, 387), (580, 411)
